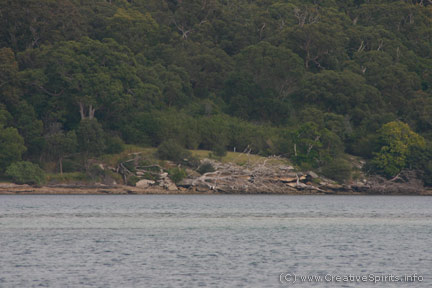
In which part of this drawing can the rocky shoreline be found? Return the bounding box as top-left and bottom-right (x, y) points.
(1, 158), (431, 196)
(0, 183), (431, 196)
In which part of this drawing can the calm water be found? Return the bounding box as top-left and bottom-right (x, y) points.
(0, 195), (431, 288)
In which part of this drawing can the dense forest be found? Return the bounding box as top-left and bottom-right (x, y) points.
(0, 0), (431, 185)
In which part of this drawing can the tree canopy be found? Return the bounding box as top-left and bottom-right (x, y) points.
(0, 0), (431, 184)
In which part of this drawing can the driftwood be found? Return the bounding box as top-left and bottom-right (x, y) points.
(178, 157), (319, 194)
(115, 150), (426, 195)
(116, 154), (178, 190)
(179, 155), (428, 195)
(365, 170), (424, 194)
(116, 153), (143, 183)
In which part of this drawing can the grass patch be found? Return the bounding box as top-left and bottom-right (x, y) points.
(222, 152), (272, 166)
(46, 172), (91, 183)
(99, 145), (291, 173)
(100, 145), (290, 168)
(191, 150), (291, 166)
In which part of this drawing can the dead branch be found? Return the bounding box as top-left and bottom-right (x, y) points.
(35, 84), (64, 97)
(357, 40), (365, 52)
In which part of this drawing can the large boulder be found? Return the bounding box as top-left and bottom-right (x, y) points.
(177, 178), (194, 188)
(136, 179), (155, 188)
(164, 180), (178, 191)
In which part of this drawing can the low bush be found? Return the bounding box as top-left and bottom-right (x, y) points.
(321, 158), (351, 183)
(127, 175), (140, 186)
(182, 155), (200, 169)
(197, 162), (215, 174)
(167, 167), (187, 184)
(6, 161), (46, 185)
(105, 135), (125, 154)
(156, 140), (191, 163)
(88, 164), (106, 181)
(62, 159), (82, 173)
(212, 144), (227, 157)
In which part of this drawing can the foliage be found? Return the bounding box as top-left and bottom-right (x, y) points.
(156, 140), (191, 163)
(182, 155), (201, 170)
(44, 130), (77, 174)
(105, 135), (125, 155)
(369, 121), (426, 178)
(87, 165), (106, 181)
(61, 159), (82, 173)
(321, 158), (352, 184)
(76, 119), (106, 158)
(167, 167), (187, 184)
(197, 162), (216, 175)
(13, 101), (44, 158)
(212, 144), (227, 158)
(278, 122), (344, 168)
(405, 144), (432, 186)
(0, 122), (27, 172)
(0, 0), (431, 184)
(5, 161), (45, 185)
(127, 175), (140, 186)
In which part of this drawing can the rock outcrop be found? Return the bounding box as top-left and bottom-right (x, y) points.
(176, 159), (428, 195)
(177, 159), (338, 194)
(76, 154), (430, 195)
(136, 179), (155, 188)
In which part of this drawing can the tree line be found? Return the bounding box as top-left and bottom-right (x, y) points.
(0, 0), (431, 184)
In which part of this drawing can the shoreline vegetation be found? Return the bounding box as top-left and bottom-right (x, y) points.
(1, 184), (431, 196)
(1, 1), (431, 193)
(1, 147), (431, 196)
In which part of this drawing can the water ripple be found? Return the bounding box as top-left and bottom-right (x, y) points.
(0, 195), (431, 287)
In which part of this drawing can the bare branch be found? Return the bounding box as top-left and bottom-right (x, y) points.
(35, 84), (64, 97)
(377, 39), (383, 51)
(357, 40), (365, 53)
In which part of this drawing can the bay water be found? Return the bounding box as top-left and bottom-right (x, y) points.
(0, 195), (431, 287)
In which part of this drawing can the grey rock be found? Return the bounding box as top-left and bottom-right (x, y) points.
(136, 179), (155, 188)
(178, 178), (194, 188)
(307, 171), (319, 179)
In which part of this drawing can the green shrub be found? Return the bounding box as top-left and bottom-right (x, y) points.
(212, 144), (227, 157)
(167, 167), (187, 184)
(105, 135), (125, 154)
(76, 119), (106, 157)
(0, 126), (26, 171)
(5, 161), (46, 185)
(198, 114), (229, 150)
(127, 175), (140, 186)
(197, 162), (215, 174)
(156, 140), (191, 163)
(106, 170), (123, 184)
(123, 160), (137, 173)
(183, 155), (200, 169)
(368, 121), (426, 178)
(88, 164), (105, 181)
(62, 159), (82, 172)
(423, 160), (432, 187)
(321, 158), (351, 183)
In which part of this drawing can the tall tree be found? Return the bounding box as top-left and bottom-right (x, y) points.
(370, 121), (426, 177)
(44, 130), (77, 174)
(0, 107), (26, 172)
